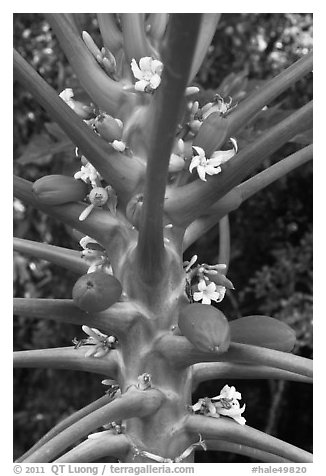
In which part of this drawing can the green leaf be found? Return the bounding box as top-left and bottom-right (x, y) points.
(230, 315), (296, 352)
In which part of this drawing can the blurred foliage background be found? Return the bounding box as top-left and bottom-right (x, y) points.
(13, 13), (313, 462)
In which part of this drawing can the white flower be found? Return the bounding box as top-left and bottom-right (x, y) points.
(79, 235), (99, 250)
(214, 399), (246, 425)
(185, 86), (200, 96)
(131, 57), (163, 92)
(211, 384), (246, 425)
(212, 384), (242, 401)
(74, 161), (100, 187)
(111, 140), (126, 152)
(192, 384), (246, 425)
(169, 139), (186, 173)
(59, 88), (92, 119)
(191, 397), (219, 417)
(193, 279), (226, 305)
(81, 326), (116, 358)
(189, 146), (235, 182)
(59, 88), (74, 106)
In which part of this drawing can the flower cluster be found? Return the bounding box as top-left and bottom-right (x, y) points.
(59, 88), (92, 119)
(75, 325), (118, 358)
(184, 255), (234, 305)
(101, 379), (121, 398)
(79, 235), (112, 274)
(131, 56), (163, 92)
(82, 30), (117, 77)
(188, 93), (235, 133)
(191, 384), (246, 425)
(73, 148), (118, 222)
(189, 139), (238, 182)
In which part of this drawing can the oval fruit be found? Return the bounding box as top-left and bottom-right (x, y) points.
(193, 113), (229, 158)
(229, 315), (296, 352)
(33, 175), (88, 205)
(72, 271), (122, 313)
(178, 303), (230, 353)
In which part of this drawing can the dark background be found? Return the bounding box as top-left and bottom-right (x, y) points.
(13, 13), (313, 462)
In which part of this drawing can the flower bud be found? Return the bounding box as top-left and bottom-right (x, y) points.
(94, 114), (123, 142)
(32, 175), (88, 205)
(193, 113), (229, 158)
(204, 271), (235, 290)
(168, 153), (185, 173)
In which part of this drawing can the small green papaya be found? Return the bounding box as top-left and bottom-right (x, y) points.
(33, 175), (88, 205)
(230, 315), (296, 352)
(94, 113), (123, 143)
(178, 303), (230, 353)
(72, 271), (122, 313)
(193, 113), (229, 158)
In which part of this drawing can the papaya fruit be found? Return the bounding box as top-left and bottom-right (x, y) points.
(193, 113), (229, 158)
(33, 175), (88, 205)
(229, 315), (296, 352)
(72, 271), (122, 313)
(178, 303), (230, 353)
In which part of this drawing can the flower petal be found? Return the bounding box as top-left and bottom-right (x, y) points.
(130, 59), (143, 80)
(189, 156), (200, 173)
(201, 295), (211, 305)
(135, 80), (148, 92)
(149, 74), (161, 90)
(139, 56), (153, 72)
(193, 291), (203, 302)
(197, 280), (207, 291)
(191, 401), (204, 412)
(192, 146), (205, 158)
(197, 166), (207, 181)
(206, 282), (217, 293)
(151, 59), (163, 74)
(205, 165), (221, 176)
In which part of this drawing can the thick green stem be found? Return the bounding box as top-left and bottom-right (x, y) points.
(97, 14), (123, 54)
(14, 347), (118, 377)
(183, 144), (313, 250)
(235, 143), (313, 203)
(203, 440), (291, 463)
(13, 237), (87, 275)
(121, 14), (153, 63)
(185, 415), (312, 462)
(13, 49), (144, 197)
(192, 362), (313, 390)
(166, 101), (313, 225)
(45, 13), (126, 115)
(13, 298), (134, 337)
(16, 394), (113, 463)
(228, 51), (313, 137)
(157, 336), (313, 377)
(23, 387), (163, 462)
(146, 14), (169, 42)
(136, 14), (202, 282)
(55, 434), (130, 462)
